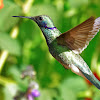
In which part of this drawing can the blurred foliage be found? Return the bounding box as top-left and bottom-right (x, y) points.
(0, 0), (100, 100)
(0, 33), (21, 55)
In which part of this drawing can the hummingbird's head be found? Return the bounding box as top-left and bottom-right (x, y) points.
(12, 15), (58, 44)
(12, 15), (55, 28)
(32, 15), (55, 28)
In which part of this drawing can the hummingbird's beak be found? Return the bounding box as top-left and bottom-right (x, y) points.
(12, 16), (35, 20)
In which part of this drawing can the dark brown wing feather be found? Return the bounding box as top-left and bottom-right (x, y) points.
(57, 16), (100, 54)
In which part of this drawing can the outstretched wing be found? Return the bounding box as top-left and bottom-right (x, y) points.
(57, 17), (100, 54)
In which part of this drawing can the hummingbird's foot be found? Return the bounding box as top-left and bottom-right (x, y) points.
(69, 64), (87, 79)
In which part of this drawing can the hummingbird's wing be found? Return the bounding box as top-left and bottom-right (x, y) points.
(57, 17), (100, 54)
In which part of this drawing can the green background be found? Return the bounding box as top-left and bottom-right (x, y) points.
(0, 0), (100, 100)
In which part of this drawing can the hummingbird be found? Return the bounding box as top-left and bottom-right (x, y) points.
(12, 15), (100, 89)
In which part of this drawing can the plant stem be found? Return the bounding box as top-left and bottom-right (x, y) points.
(0, 76), (16, 86)
(0, 50), (8, 73)
(22, 0), (34, 15)
(0, 26), (19, 73)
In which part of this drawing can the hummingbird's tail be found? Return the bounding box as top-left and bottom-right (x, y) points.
(72, 54), (100, 89)
(80, 68), (100, 89)
(70, 63), (100, 89)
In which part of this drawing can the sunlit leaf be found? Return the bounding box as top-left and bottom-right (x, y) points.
(0, 1), (21, 32)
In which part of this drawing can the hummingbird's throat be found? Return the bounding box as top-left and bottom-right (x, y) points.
(44, 26), (57, 30)
(40, 25), (60, 44)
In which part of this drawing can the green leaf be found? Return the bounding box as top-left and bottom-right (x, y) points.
(0, 86), (4, 100)
(37, 89), (61, 100)
(3, 83), (18, 100)
(0, 33), (21, 56)
(93, 91), (100, 100)
(68, 0), (88, 8)
(92, 87), (100, 100)
(60, 77), (88, 93)
(30, 4), (61, 28)
(59, 77), (88, 100)
(0, 1), (22, 32)
(7, 65), (28, 92)
(0, 76), (17, 100)
(60, 87), (76, 100)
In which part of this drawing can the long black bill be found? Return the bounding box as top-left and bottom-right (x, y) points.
(12, 16), (34, 20)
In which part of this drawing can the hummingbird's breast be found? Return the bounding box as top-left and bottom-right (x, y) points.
(49, 40), (89, 70)
(49, 41), (73, 68)
(56, 51), (73, 69)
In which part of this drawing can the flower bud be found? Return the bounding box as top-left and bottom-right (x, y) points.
(31, 89), (40, 97)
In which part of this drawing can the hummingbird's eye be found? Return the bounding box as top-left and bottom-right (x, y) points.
(39, 17), (43, 21)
